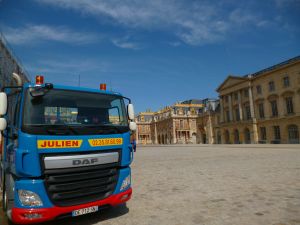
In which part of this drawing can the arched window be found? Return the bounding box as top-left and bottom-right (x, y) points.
(288, 125), (299, 144)
(244, 128), (251, 144)
(217, 131), (221, 144)
(234, 129), (240, 144)
(224, 130), (230, 144)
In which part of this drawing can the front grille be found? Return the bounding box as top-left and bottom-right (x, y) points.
(44, 163), (119, 207)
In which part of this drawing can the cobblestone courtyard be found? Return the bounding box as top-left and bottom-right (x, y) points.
(1, 145), (300, 225)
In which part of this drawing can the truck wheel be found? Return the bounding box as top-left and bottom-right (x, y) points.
(2, 178), (7, 211)
(2, 180), (14, 225)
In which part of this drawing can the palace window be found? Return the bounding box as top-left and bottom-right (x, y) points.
(269, 81), (275, 92)
(224, 95), (229, 103)
(288, 125), (299, 144)
(245, 105), (251, 120)
(180, 120), (183, 129)
(235, 108), (240, 121)
(234, 93), (238, 100)
(283, 76), (290, 87)
(270, 100), (278, 117)
(285, 97), (294, 114)
(260, 127), (266, 141)
(273, 126), (281, 140)
(258, 103), (265, 119)
(256, 85), (262, 94)
(226, 110), (230, 122)
(244, 89), (249, 97)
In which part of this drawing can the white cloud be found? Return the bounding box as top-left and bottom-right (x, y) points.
(3, 24), (98, 45)
(28, 59), (109, 74)
(112, 40), (140, 50)
(112, 36), (142, 50)
(35, 0), (275, 46)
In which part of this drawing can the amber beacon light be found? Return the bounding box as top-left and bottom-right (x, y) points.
(36, 75), (44, 85)
(100, 83), (107, 91)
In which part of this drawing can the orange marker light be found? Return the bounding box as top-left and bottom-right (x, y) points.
(36, 75), (44, 85)
(100, 83), (106, 91)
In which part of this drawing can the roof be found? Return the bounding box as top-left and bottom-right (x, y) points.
(139, 112), (155, 115)
(217, 55), (300, 93)
(244, 55), (300, 78)
(216, 75), (248, 92)
(181, 99), (203, 104)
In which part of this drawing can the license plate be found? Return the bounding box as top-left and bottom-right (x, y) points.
(72, 206), (99, 217)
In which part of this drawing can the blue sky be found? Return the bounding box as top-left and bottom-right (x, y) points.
(0, 0), (299, 113)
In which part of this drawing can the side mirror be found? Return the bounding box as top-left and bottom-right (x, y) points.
(0, 92), (8, 116)
(0, 118), (7, 131)
(128, 104), (135, 120)
(129, 121), (137, 131)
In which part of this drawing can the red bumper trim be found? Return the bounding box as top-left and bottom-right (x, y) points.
(11, 188), (132, 224)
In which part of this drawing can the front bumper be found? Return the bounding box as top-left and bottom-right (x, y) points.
(11, 188), (132, 224)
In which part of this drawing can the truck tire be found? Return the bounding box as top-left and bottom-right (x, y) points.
(2, 178), (14, 225)
(2, 178), (7, 211)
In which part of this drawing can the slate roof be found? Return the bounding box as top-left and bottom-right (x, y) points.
(244, 55), (300, 78)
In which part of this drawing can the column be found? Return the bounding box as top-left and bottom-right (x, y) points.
(172, 119), (177, 144)
(248, 86), (258, 143)
(154, 120), (158, 144)
(248, 86), (255, 119)
(220, 97), (224, 123)
(208, 113), (214, 144)
(228, 94), (233, 121)
(238, 91), (243, 121)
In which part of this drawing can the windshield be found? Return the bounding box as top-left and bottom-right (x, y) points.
(22, 88), (129, 135)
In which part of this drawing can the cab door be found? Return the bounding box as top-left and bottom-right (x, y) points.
(3, 90), (21, 172)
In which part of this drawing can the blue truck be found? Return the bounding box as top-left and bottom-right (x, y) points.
(0, 74), (136, 224)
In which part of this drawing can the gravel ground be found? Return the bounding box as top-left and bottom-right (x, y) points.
(1, 145), (300, 225)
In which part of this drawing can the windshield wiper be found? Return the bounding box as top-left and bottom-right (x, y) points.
(59, 121), (79, 135)
(28, 124), (78, 135)
(81, 124), (127, 134)
(97, 125), (128, 134)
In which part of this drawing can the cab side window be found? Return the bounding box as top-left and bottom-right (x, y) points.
(7, 92), (20, 128)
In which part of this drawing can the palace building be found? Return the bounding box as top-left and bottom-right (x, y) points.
(135, 99), (220, 144)
(216, 56), (300, 144)
(135, 100), (207, 144)
(135, 110), (154, 144)
(136, 55), (300, 145)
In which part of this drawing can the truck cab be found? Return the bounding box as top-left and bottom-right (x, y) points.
(0, 75), (136, 224)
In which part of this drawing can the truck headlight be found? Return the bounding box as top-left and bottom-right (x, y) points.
(18, 190), (43, 207)
(120, 175), (131, 191)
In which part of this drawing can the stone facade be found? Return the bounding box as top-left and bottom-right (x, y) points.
(135, 111), (153, 144)
(196, 99), (219, 144)
(136, 99), (221, 144)
(216, 56), (300, 144)
(135, 100), (208, 144)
